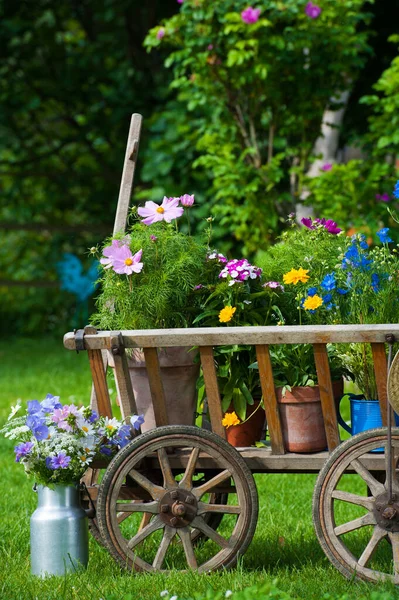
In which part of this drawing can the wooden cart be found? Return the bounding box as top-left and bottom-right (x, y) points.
(63, 115), (399, 582)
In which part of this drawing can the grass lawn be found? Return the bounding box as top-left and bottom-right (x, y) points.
(1, 337), (399, 600)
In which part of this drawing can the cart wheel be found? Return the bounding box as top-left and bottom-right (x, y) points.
(313, 428), (399, 583)
(96, 425), (258, 573)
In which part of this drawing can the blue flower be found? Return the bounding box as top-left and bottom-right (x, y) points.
(337, 288), (348, 295)
(321, 273), (335, 291)
(393, 180), (399, 200)
(26, 414), (49, 441)
(131, 414), (145, 431)
(48, 452), (71, 469)
(27, 400), (43, 416)
(307, 287), (318, 297)
(371, 273), (379, 292)
(41, 394), (62, 411)
(14, 441), (34, 462)
(100, 445), (113, 456)
(377, 228), (393, 244)
(323, 293), (333, 303)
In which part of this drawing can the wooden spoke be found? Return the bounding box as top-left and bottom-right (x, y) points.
(331, 490), (374, 511)
(193, 470), (232, 500)
(128, 469), (165, 500)
(177, 527), (198, 570)
(358, 526), (386, 567)
(138, 512), (153, 532)
(197, 502), (241, 515)
(157, 447), (177, 489)
(190, 516), (230, 549)
(127, 515), (164, 549)
(350, 459), (385, 497)
(334, 510), (375, 537)
(179, 447), (200, 491)
(389, 532), (399, 577)
(116, 501), (159, 514)
(152, 526), (175, 570)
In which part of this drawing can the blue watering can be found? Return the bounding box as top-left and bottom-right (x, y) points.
(337, 393), (399, 453)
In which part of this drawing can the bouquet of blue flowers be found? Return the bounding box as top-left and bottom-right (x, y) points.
(1, 394), (144, 486)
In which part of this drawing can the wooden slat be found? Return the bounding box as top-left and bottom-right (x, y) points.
(88, 348), (112, 418)
(110, 332), (138, 423)
(88, 349), (108, 414)
(199, 346), (226, 439)
(143, 347), (168, 427)
(255, 345), (285, 454)
(371, 343), (388, 426)
(313, 343), (340, 451)
(113, 113), (142, 234)
(64, 324), (399, 351)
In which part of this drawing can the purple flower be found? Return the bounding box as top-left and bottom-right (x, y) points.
(150, 235), (158, 242)
(263, 281), (284, 291)
(305, 2), (321, 18)
(241, 7), (261, 24)
(177, 0), (184, 3)
(321, 163), (332, 171)
(130, 414), (145, 431)
(48, 452), (71, 470)
(26, 414), (49, 441)
(318, 218), (342, 234)
(41, 394), (62, 411)
(180, 194), (195, 207)
(377, 228), (393, 244)
(100, 239), (124, 270)
(207, 252), (227, 264)
(207, 44), (214, 51)
(138, 197), (184, 225)
(301, 217), (315, 230)
(100, 445), (113, 456)
(14, 441), (34, 462)
(107, 245), (144, 276)
(157, 28), (165, 40)
(194, 284), (203, 290)
(376, 193), (390, 203)
(27, 400), (43, 416)
(219, 258), (262, 284)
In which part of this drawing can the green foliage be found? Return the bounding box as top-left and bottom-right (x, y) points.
(91, 222), (210, 330)
(145, 0), (373, 253)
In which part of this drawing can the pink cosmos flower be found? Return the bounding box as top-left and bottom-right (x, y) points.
(180, 194), (195, 207)
(157, 28), (165, 40)
(100, 239), (123, 269)
(138, 197), (184, 225)
(321, 163), (332, 171)
(305, 2), (321, 18)
(110, 246), (143, 275)
(241, 7), (261, 24)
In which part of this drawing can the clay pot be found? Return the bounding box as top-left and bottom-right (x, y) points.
(225, 401), (266, 448)
(108, 346), (200, 432)
(276, 379), (344, 453)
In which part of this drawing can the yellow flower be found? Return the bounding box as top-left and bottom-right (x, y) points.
(222, 412), (241, 428)
(303, 294), (323, 311)
(219, 306), (236, 323)
(283, 267), (310, 285)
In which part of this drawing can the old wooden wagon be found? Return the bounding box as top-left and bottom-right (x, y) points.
(63, 115), (399, 583)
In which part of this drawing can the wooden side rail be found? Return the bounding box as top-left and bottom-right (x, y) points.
(64, 325), (398, 454)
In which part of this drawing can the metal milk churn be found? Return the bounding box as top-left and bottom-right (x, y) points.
(30, 484), (88, 577)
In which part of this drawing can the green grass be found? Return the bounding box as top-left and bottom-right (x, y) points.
(1, 337), (399, 600)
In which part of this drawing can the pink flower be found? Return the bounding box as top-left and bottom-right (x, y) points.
(376, 193), (390, 203)
(180, 194), (195, 207)
(138, 197), (184, 225)
(110, 246), (143, 275)
(321, 163), (332, 171)
(305, 2), (321, 18)
(150, 235), (158, 241)
(207, 44), (214, 51)
(263, 281), (284, 291)
(157, 28), (165, 40)
(100, 239), (123, 269)
(241, 7), (261, 24)
(177, 0), (184, 3)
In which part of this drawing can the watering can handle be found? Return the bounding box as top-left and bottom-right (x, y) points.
(337, 394), (352, 434)
(337, 393), (367, 434)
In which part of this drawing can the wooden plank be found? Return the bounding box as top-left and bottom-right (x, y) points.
(64, 324), (399, 351)
(82, 325), (109, 415)
(143, 347), (168, 427)
(87, 348), (112, 418)
(113, 113), (143, 234)
(371, 343), (388, 426)
(255, 345), (285, 454)
(313, 343), (340, 451)
(110, 332), (138, 424)
(199, 346), (226, 439)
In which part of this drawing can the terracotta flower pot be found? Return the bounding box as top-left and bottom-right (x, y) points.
(225, 401), (266, 447)
(108, 346), (200, 432)
(276, 379), (344, 453)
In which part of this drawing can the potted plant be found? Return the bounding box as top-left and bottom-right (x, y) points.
(193, 257), (280, 446)
(1, 394), (142, 576)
